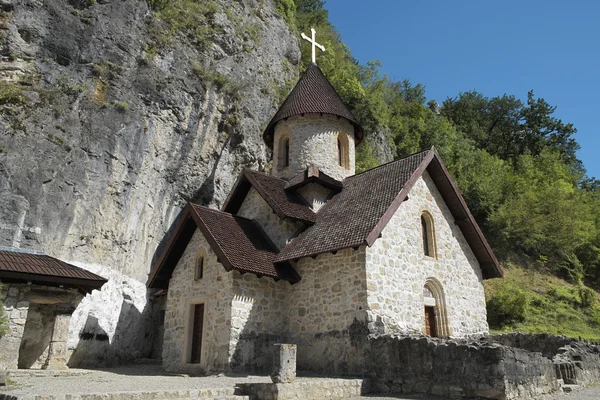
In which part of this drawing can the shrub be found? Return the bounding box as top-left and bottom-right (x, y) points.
(112, 101), (129, 113)
(578, 284), (597, 309)
(0, 83), (26, 105)
(487, 285), (528, 328)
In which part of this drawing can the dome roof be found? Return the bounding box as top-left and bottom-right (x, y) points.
(263, 63), (364, 148)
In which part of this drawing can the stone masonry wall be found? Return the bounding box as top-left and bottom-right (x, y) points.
(0, 283), (81, 370)
(229, 271), (290, 372)
(367, 336), (558, 400)
(285, 247), (369, 373)
(237, 187), (304, 250)
(297, 183), (332, 212)
(162, 229), (233, 373)
(273, 114), (355, 181)
(366, 171), (488, 337)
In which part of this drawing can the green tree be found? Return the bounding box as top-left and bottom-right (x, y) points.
(489, 149), (596, 281)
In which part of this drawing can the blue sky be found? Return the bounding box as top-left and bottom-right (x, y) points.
(324, 0), (600, 178)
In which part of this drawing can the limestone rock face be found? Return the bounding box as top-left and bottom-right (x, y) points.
(0, 0), (299, 365)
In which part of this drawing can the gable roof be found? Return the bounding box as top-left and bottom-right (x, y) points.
(147, 203), (301, 289)
(284, 165), (344, 192)
(263, 63), (364, 148)
(223, 169), (316, 223)
(275, 148), (503, 279)
(0, 249), (107, 294)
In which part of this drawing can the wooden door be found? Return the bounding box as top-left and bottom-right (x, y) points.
(190, 304), (204, 364)
(425, 306), (437, 337)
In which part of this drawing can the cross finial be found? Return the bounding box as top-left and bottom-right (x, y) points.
(301, 28), (325, 64)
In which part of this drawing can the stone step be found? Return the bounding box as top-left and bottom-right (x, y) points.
(171, 397), (251, 400)
(132, 358), (163, 365)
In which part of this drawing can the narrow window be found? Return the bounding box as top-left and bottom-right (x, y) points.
(195, 257), (204, 280)
(338, 138), (343, 166)
(421, 215), (430, 256)
(284, 139), (290, 168)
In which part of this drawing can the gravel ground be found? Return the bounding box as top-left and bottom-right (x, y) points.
(0, 365), (272, 397)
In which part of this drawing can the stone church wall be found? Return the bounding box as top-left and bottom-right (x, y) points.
(273, 115), (355, 181)
(365, 171), (488, 337)
(285, 247), (369, 372)
(237, 187), (304, 250)
(297, 183), (332, 212)
(162, 229), (234, 373)
(229, 271), (289, 372)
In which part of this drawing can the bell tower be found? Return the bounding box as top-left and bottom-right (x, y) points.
(263, 30), (364, 181)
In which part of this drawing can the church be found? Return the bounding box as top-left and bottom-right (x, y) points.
(147, 36), (503, 375)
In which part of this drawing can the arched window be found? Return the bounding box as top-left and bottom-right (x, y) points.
(277, 134), (291, 171)
(284, 138), (290, 168)
(337, 134), (350, 169)
(423, 279), (450, 337)
(421, 212), (436, 257)
(194, 256), (204, 280)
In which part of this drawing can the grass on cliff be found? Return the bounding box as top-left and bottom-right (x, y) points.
(485, 265), (600, 340)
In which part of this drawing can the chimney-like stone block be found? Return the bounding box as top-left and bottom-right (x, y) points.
(271, 343), (297, 383)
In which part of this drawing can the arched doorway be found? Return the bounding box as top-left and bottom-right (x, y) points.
(423, 279), (450, 337)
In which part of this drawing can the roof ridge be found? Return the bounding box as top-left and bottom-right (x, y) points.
(344, 147), (433, 181)
(243, 168), (286, 181)
(191, 202), (263, 224)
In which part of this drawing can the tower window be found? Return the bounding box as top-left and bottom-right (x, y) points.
(284, 138), (290, 168)
(421, 212), (436, 257)
(337, 134), (350, 169)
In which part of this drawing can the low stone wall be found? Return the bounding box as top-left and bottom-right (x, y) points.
(238, 378), (366, 400)
(486, 333), (574, 359)
(487, 333), (600, 389)
(366, 336), (558, 399)
(554, 342), (600, 387)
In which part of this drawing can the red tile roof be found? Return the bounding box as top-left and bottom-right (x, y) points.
(147, 204), (300, 288)
(223, 169), (316, 223)
(263, 64), (364, 148)
(0, 250), (107, 293)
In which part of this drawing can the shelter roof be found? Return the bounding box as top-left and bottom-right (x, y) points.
(0, 249), (107, 294)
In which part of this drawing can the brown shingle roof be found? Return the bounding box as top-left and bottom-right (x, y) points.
(147, 204), (300, 288)
(263, 63), (364, 148)
(275, 150), (431, 262)
(223, 169), (316, 223)
(0, 249), (107, 293)
(284, 165), (343, 191)
(275, 148), (503, 279)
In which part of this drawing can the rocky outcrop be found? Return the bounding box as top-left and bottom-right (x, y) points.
(0, 0), (300, 365)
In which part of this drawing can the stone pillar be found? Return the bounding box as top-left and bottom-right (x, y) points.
(42, 314), (71, 370)
(271, 343), (296, 383)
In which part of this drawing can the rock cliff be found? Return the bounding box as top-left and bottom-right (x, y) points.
(0, 0), (300, 365)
